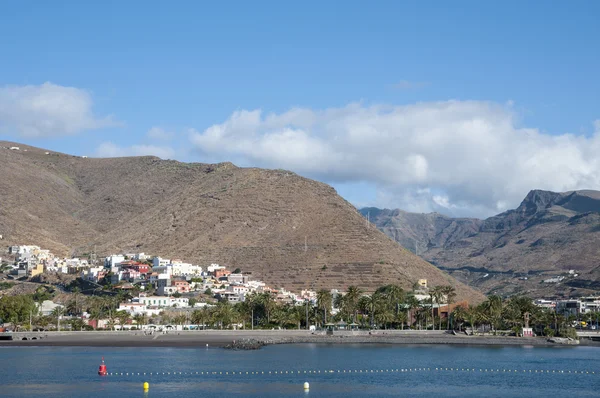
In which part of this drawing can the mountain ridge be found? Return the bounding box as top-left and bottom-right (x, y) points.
(362, 189), (600, 297)
(0, 141), (483, 302)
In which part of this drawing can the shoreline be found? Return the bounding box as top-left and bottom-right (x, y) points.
(1, 330), (591, 348)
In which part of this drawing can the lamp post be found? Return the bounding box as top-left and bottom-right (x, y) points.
(305, 299), (309, 330)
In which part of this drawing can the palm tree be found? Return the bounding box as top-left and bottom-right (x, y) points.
(464, 306), (480, 334)
(133, 313), (148, 329)
(376, 284), (405, 319)
(452, 306), (467, 331)
(115, 310), (131, 330)
(256, 293), (276, 325)
(215, 301), (235, 329)
(316, 290), (333, 326)
(87, 297), (104, 330)
(50, 306), (64, 331)
(441, 285), (456, 329)
(344, 286), (363, 323)
(173, 313), (188, 328)
(291, 305), (305, 329)
(67, 287), (83, 316)
(481, 295), (503, 334)
(359, 292), (384, 328)
(405, 295), (420, 329)
(395, 310), (408, 330)
(429, 286), (444, 330)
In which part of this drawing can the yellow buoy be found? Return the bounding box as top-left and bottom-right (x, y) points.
(143, 382), (149, 390)
(303, 382), (310, 391)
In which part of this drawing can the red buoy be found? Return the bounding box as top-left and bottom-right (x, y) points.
(98, 357), (108, 376)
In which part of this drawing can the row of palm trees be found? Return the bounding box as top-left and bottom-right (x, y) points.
(15, 283), (592, 336)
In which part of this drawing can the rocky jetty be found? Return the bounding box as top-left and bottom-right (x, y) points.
(224, 338), (267, 350)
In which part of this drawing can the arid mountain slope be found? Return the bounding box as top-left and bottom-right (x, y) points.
(0, 141), (483, 302)
(362, 190), (600, 297)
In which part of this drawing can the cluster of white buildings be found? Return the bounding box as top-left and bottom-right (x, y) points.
(535, 296), (600, 317)
(3, 245), (329, 322)
(5, 245), (90, 278)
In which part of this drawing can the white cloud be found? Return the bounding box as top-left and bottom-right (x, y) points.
(147, 127), (174, 141)
(0, 82), (118, 138)
(189, 101), (600, 218)
(95, 142), (175, 159)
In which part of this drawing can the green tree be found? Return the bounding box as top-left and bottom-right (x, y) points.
(116, 310), (131, 330)
(191, 307), (210, 329)
(70, 318), (85, 331)
(50, 306), (64, 331)
(480, 295), (503, 334)
(404, 295), (420, 329)
(316, 289), (333, 326)
(0, 295), (37, 330)
(441, 285), (457, 329)
(133, 313), (148, 328)
(429, 286), (444, 330)
(342, 286), (362, 323)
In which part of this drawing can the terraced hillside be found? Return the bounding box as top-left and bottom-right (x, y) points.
(0, 141), (483, 303)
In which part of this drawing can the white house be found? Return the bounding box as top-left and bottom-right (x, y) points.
(137, 295), (189, 308)
(38, 300), (64, 316)
(153, 257), (171, 267)
(153, 262), (202, 277)
(207, 263), (225, 273)
(104, 255), (125, 268)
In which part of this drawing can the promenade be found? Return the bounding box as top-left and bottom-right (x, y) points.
(0, 329), (563, 348)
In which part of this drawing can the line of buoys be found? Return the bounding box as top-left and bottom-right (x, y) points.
(105, 367), (597, 377)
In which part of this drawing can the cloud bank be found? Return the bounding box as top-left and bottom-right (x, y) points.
(0, 82), (116, 138)
(189, 101), (600, 218)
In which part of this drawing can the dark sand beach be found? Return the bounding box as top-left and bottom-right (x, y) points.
(0, 330), (569, 348)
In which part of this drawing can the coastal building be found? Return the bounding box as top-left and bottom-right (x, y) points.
(556, 300), (585, 316)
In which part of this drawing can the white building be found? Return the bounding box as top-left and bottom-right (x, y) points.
(137, 296), (189, 308)
(38, 300), (64, 316)
(207, 263), (225, 273)
(153, 257), (171, 267)
(104, 255), (125, 268)
(118, 302), (162, 317)
(153, 262), (202, 277)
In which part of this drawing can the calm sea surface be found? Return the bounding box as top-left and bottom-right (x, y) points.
(0, 344), (599, 397)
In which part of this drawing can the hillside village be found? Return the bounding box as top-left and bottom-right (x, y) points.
(1, 244), (332, 329)
(2, 244), (600, 333)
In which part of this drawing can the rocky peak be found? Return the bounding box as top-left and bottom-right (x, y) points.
(517, 190), (565, 216)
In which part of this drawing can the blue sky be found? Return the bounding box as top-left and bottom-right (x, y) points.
(1, 1), (599, 217)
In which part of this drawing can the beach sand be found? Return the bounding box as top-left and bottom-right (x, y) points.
(0, 330), (563, 348)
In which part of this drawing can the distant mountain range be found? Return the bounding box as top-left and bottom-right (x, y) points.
(0, 141), (483, 302)
(362, 189), (600, 297)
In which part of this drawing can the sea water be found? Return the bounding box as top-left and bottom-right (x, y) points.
(0, 344), (598, 397)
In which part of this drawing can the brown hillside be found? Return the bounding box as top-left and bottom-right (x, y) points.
(0, 141), (483, 303)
